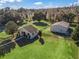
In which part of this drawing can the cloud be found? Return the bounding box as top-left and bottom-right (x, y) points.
(0, 0), (22, 7)
(16, 0), (22, 2)
(78, 0), (79, 2)
(0, 3), (2, 6)
(33, 1), (54, 9)
(34, 2), (43, 5)
(0, 0), (22, 3)
(63, 0), (79, 7)
(72, 0), (79, 5)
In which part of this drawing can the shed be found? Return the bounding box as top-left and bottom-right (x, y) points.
(50, 21), (70, 35)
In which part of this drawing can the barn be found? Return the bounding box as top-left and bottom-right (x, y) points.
(50, 21), (70, 35)
(18, 25), (39, 40)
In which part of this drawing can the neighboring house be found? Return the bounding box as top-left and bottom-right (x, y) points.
(18, 25), (39, 39)
(50, 21), (70, 35)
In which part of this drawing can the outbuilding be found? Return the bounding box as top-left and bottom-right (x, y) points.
(50, 21), (70, 35)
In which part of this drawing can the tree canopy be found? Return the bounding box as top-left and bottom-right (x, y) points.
(72, 24), (79, 41)
(5, 21), (18, 34)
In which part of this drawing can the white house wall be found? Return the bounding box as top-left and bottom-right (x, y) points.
(19, 28), (30, 37)
(29, 31), (38, 39)
(22, 29), (33, 39)
(51, 25), (68, 34)
(19, 28), (38, 39)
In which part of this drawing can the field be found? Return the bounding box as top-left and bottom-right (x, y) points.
(0, 21), (78, 59)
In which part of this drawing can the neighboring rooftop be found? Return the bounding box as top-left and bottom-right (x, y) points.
(19, 25), (38, 33)
(52, 21), (70, 28)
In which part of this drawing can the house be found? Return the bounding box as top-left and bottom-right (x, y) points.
(50, 21), (70, 35)
(18, 25), (39, 40)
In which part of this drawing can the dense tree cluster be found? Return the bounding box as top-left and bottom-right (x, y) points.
(0, 7), (28, 25)
(0, 6), (79, 26)
(33, 12), (46, 22)
(72, 24), (79, 41)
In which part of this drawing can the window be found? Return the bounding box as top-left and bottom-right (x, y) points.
(21, 32), (26, 36)
(32, 32), (34, 35)
(27, 33), (30, 39)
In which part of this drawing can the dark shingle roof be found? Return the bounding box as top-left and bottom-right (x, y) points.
(19, 25), (38, 33)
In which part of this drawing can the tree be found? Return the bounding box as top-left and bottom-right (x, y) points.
(5, 21), (18, 34)
(72, 24), (79, 41)
(46, 9), (53, 22)
(4, 7), (10, 12)
(68, 13), (76, 23)
(17, 7), (26, 12)
(62, 13), (76, 23)
(33, 12), (46, 22)
(62, 14), (69, 22)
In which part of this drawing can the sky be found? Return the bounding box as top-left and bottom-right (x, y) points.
(0, 0), (78, 9)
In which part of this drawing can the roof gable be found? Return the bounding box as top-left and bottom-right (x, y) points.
(53, 21), (69, 28)
(19, 25), (38, 33)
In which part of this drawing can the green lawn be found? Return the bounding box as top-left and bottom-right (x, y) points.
(0, 21), (78, 59)
(0, 31), (10, 40)
(0, 32), (78, 59)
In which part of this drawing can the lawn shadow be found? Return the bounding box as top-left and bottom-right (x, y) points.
(75, 42), (79, 47)
(51, 28), (73, 38)
(0, 26), (5, 32)
(33, 22), (48, 26)
(0, 35), (39, 57)
(15, 35), (39, 47)
(0, 39), (16, 57)
(39, 37), (45, 45)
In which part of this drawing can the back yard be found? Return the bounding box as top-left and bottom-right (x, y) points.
(0, 31), (11, 41)
(0, 32), (78, 59)
(0, 21), (78, 59)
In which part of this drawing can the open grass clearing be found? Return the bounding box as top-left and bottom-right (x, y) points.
(0, 32), (78, 59)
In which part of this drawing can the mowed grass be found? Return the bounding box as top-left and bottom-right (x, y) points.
(0, 31), (78, 59)
(0, 21), (78, 59)
(0, 31), (10, 40)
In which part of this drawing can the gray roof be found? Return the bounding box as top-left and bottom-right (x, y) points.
(19, 25), (38, 33)
(52, 21), (70, 28)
